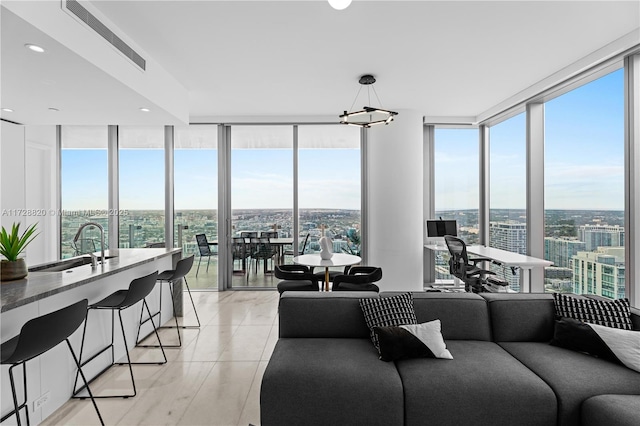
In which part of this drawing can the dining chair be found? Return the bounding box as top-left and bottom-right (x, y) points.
(195, 233), (215, 276)
(251, 236), (277, 274)
(332, 266), (383, 292)
(275, 264), (319, 294)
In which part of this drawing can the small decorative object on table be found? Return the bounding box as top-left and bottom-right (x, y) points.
(319, 224), (333, 260)
(1, 222), (38, 282)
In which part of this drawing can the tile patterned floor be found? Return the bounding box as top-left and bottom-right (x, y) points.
(42, 290), (279, 426)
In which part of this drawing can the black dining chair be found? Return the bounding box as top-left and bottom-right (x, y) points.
(136, 255), (200, 349)
(275, 264), (320, 294)
(284, 233), (310, 257)
(332, 266), (383, 292)
(195, 234), (216, 276)
(1, 299), (104, 426)
(232, 237), (250, 273)
(73, 271), (166, 399)
(251, 236), (277, 274)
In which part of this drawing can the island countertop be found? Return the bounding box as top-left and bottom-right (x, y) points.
(1, 248), (181, 312)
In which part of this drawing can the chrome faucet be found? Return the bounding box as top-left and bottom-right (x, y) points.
(74, 222), (105, 266)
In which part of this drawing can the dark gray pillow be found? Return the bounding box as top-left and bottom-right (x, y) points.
(359, 293), (417, 350)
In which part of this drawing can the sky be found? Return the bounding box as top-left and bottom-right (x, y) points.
(62, 69), (623, 212)
(435, 68), (624, 211)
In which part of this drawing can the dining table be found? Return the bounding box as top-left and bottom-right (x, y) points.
(293, 253), (361, 291)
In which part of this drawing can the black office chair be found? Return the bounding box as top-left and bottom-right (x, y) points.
(195, 234), (215, 276)
(332, 266), (383, 292)
(275, 264), (320, 294)
(137, 255), (200, 349)
(73, 271), (166, 399)
(1, 299), (104, 426)
(444, 235), (496, 293)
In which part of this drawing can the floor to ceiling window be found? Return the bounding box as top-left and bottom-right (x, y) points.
(433, 128), (480, 280)
(298, 125), (361, 258)
(544, 69), (625, 299)
(174, 125), (218, 289)
(60, 126), (109, 258)
(118, 126), (165, 248)
(230, 125), (293, 288)
(489, 112), (526, 290)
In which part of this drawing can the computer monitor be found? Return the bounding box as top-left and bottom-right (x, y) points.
(426, 219), (458, 238)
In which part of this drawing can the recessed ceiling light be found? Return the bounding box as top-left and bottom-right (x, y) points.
(1, 108), (14, 112)
(25, 43), (45, 53)
(139, 107), (150, 112)
(48, 107), (60, 112)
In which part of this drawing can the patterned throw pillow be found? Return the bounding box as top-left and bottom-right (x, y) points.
(359, 293), (417, 350)
(553, 293), (633, 330)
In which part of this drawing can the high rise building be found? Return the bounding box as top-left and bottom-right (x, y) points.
(544, 237), (586, 268)
(572, 247), (625, 299)
(578, 224), (624, 251)
(489, 221), (526, 290)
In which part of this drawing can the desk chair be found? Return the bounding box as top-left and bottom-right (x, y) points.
(73, 271), (166, 399)
(195, 234), (216, 276)
(137, 255), (200, 349)
(444, 235), (496, 293)
(332, 266), (382, 292)
(1, 300), (104, 426)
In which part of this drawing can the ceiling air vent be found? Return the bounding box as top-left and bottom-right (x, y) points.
(64, 0), (146, 71)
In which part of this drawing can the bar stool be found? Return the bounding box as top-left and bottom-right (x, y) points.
(0, 299), (104, 426)
(136, 255), (200, 349)
(73, 271), (166, 399)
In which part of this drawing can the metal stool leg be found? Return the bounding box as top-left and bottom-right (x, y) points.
(65, 339), (104, 425)
(160, 278), (201, 329)
(137, 281), (181, 348)
(0, 362), (28, 426)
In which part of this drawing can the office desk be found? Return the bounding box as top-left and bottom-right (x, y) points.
(424, 244), (553, 292)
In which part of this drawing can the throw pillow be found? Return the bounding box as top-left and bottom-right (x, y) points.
(359, 293), (417, 350)
(551, 317), (640, 373)
(374, 319), (454, 362)
(553, 293), (633, 330)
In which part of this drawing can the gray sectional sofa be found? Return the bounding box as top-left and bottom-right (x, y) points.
(260, 292), (640, 426)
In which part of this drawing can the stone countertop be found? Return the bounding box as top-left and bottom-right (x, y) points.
(1, 248), (181, 312)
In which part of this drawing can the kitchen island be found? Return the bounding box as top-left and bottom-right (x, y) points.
(1, 248), (182, 424)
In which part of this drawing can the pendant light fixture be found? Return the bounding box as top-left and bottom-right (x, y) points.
(328, 0), (352, 10)
(339, 75), (398, 128)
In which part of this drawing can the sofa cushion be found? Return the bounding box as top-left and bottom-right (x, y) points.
(360, 293), (417, 349)
(260, 338), (404, 426)
(278, 292), (378, 338)
(481, 293), (555, 342)
(374, 320), (453, 362)
(552, 317), (640, 373)
(582, 394), (640, 426)
(395, 340), (557, 426)
(553, 293), (633, 330)
(499, 342), (640, 426)
(385, 292), (492, 341)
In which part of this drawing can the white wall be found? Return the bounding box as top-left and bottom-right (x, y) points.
(1, 122), (58, 266)
(366, 110), (424, 291)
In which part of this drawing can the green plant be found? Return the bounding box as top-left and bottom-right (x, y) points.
(342, 228), (361, 256)
(0, 222), (38, 261)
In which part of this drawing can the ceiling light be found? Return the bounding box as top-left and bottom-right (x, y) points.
(339, 75), (398, 128)
(139, 107), (150, 112)
(1, 108), (14, 112)
(328, 0), (352, 10)
(25, 43), (45, 53)
(48, 107), (59, 112)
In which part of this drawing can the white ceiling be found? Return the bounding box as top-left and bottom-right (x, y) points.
(2, 1), (639, 125)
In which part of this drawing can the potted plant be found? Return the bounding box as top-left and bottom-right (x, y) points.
(1, 222), (38, 281)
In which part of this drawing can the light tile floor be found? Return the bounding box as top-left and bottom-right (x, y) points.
(42, 290), (279, 426)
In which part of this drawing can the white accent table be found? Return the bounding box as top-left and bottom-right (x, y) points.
(293, 253), (362, 291)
